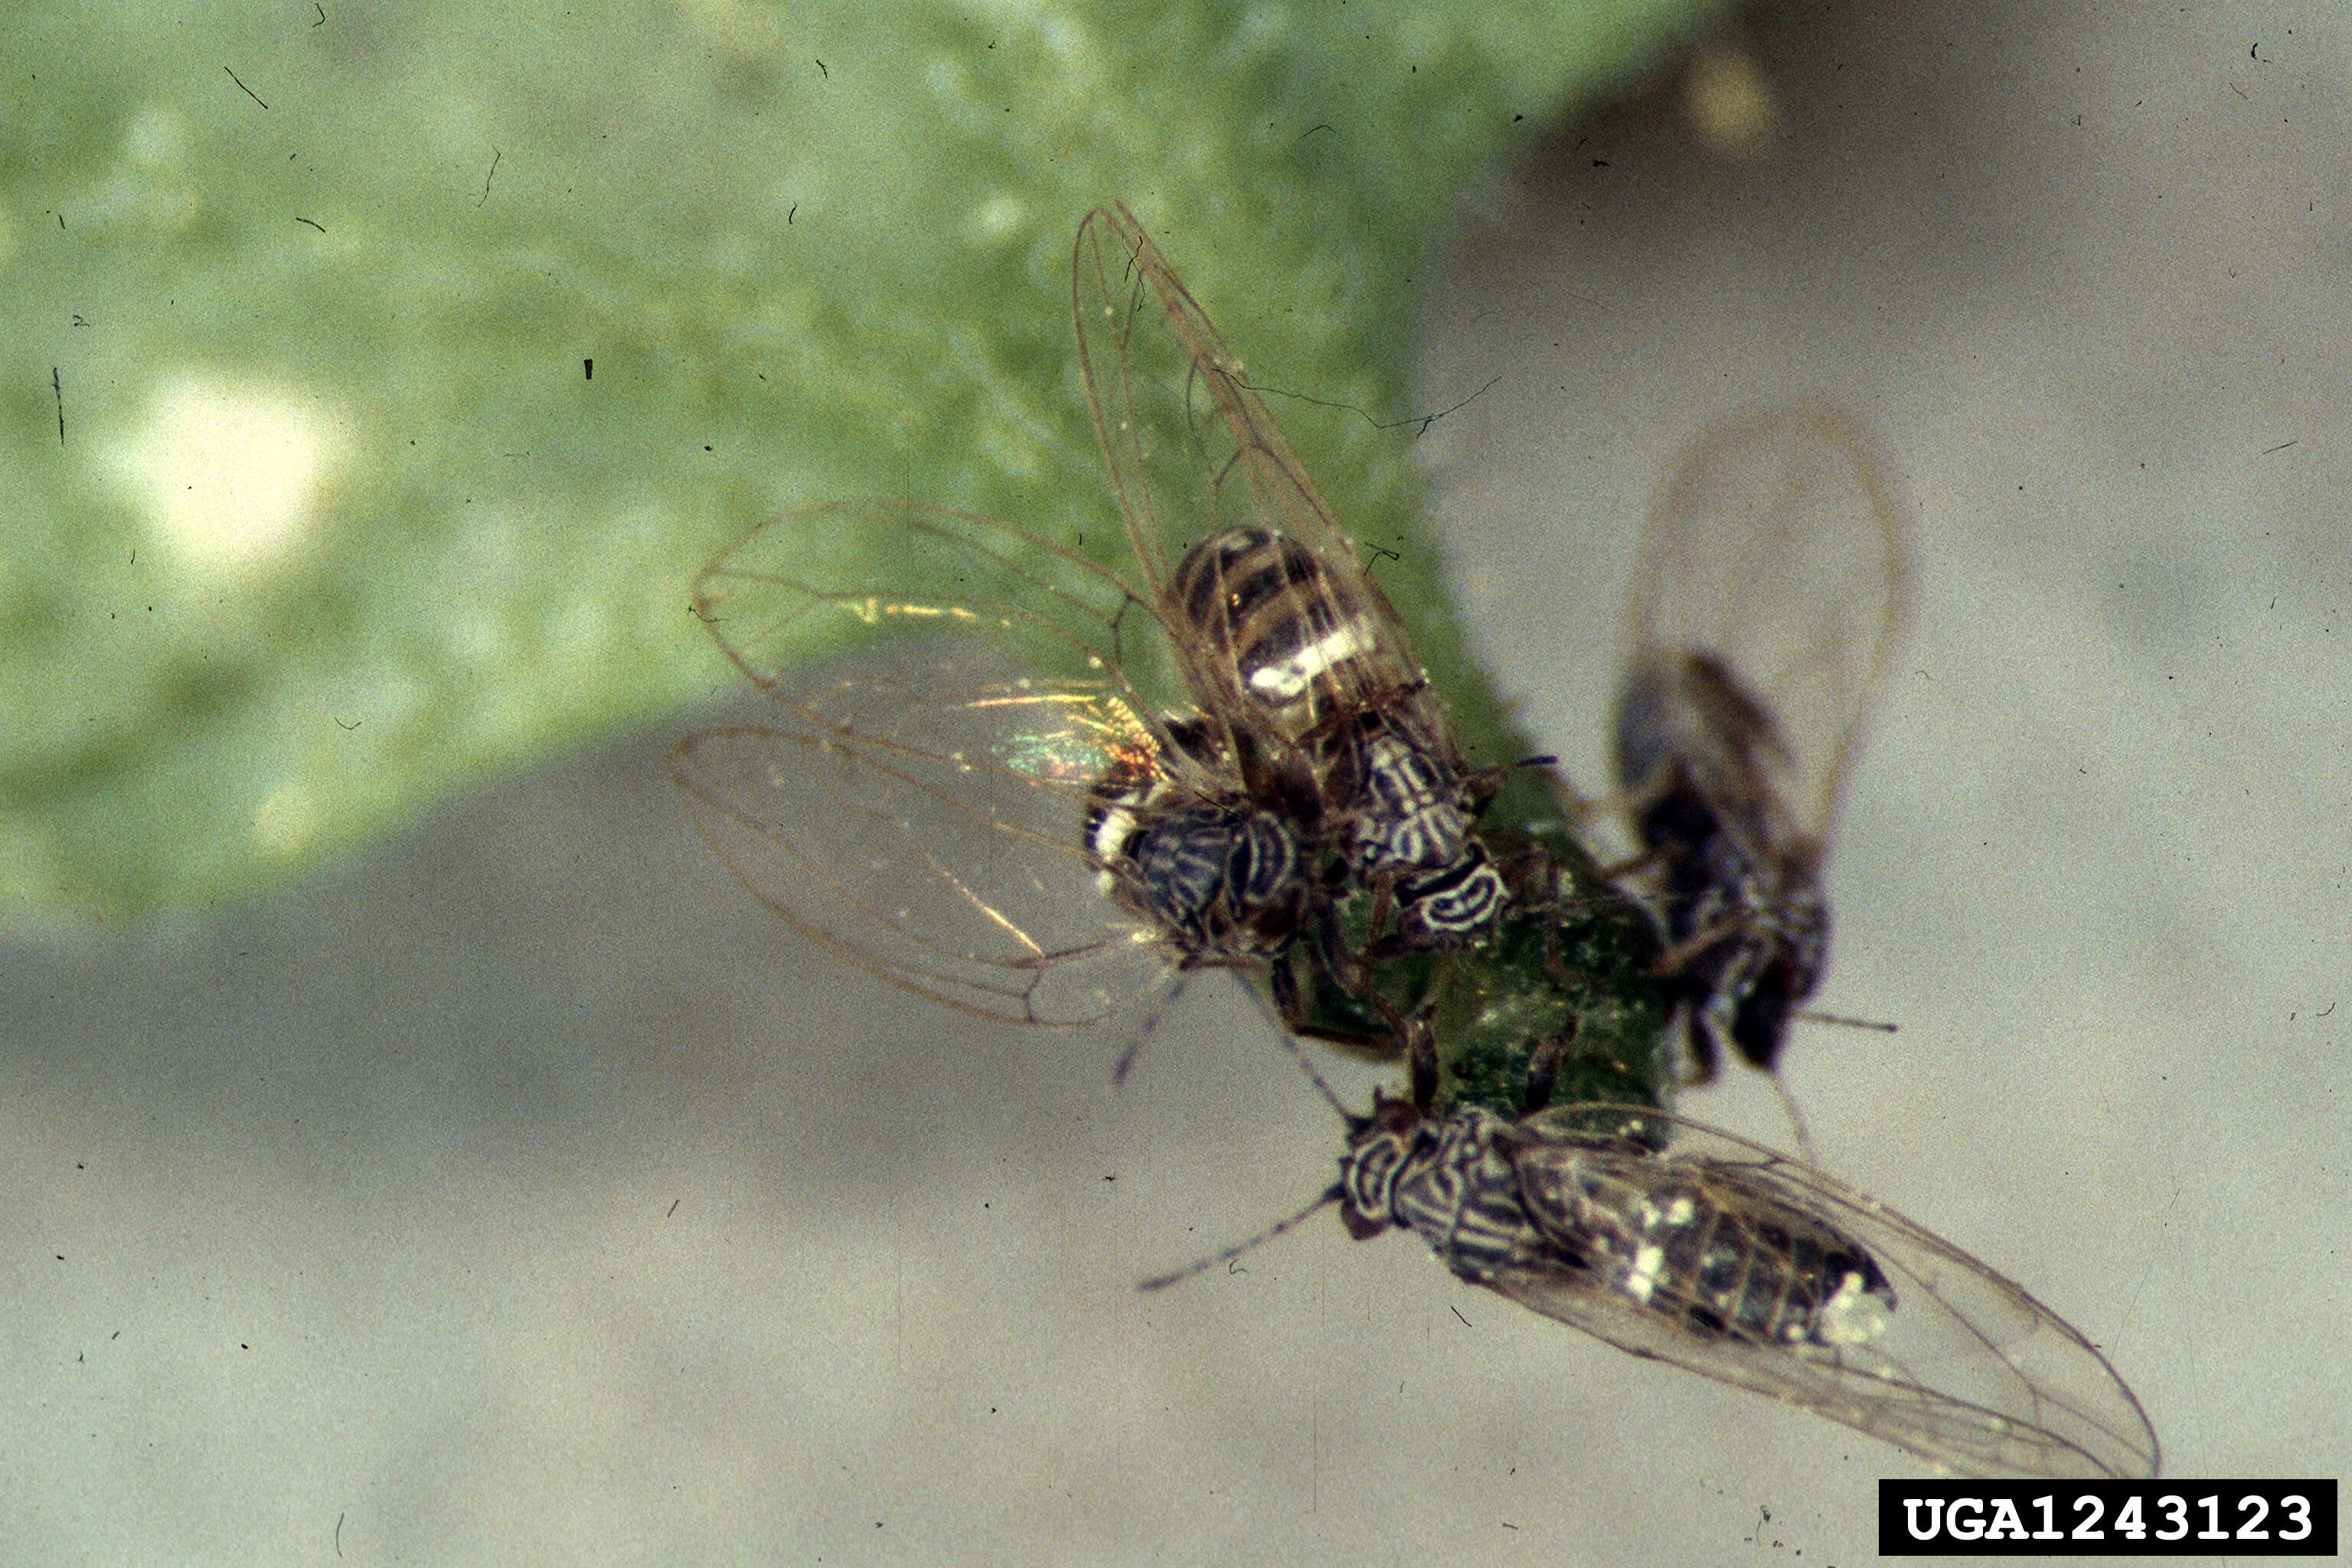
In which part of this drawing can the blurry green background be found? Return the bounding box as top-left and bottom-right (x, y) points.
(2, 0), (1706, 920)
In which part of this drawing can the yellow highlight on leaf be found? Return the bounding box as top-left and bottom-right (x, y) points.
(110, 372), (357, 577)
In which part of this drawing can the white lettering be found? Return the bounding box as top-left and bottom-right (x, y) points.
(1983, 1498), (2030, 1540)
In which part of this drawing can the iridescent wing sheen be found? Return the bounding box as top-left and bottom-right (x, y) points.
(677, 501), (1221, 1027)
(1495, 1104), (2160, 1481)
(1619, 403), (1913, 848)
(692, 499), (1191, 724)
(1072, 204), (1430, 731)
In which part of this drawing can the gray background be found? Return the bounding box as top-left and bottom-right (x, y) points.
(5, 2), (2345, 1563)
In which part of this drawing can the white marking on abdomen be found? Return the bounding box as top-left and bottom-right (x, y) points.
(1247, 623), (1371, 704)
(1815, 1269), (1891, 1346)
(1624, 1243), (1666, 1304)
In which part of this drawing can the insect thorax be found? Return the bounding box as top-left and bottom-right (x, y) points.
(1330, 717), (1508, 944)
(1342, 720), (1475, 871)
(1345, 1106), (1550, 1278)
(1083, 750), (1303, 959)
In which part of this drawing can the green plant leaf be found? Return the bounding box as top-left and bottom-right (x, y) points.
(0, 0), (1704, 920)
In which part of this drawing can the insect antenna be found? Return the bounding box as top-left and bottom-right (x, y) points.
(1797, 1008), (1897, 1034)
(1111, 969), (1200, 1084)
(1769, 1073), (1821, 1168)
(1231, 965), (1369, 1125)
(1274, 1014), (1364, 1124)
(1767, 1009), (1895, 1165)
(1137, 985), (1380, 1291)
(1478, 750), (1560, 798)
(1136, 1181), (1345, 1292)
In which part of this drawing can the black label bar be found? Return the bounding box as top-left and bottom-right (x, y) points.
(1879, 1479), (2337, 1556)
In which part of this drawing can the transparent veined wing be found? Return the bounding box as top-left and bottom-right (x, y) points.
(1072, 204), (1430, 737)
(676, 501), (1230, 1027)
(1498, 1103), (2160, 1480)
(1619, 402), (1913, 848)
(691, 499), (1191, 724)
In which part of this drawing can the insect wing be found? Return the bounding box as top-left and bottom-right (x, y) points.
(678, 501), (1198, 1026)
(693, 498), (1190, 720)
(1620, 403), (1913, 843)
(1073, 206), (1426, 727)
(1495, 1104), (2159, 1480)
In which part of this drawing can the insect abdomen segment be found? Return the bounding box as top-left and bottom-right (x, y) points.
(1519, 1152), (1895, 1348)
(1171, 526), (1388, 736)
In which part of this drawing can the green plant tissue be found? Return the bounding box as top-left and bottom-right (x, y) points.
(0, 0), (1700, 920)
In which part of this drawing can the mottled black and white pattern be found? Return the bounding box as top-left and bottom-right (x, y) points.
(1336, 1099), (2159, 1481)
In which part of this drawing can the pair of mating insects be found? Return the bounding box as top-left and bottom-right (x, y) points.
(673, 207), (2158, 1481)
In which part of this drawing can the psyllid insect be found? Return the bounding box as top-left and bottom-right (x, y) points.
(1148, 1027), (2158, 1482)
(1611, 402), (1913, 1082)
(677, 208), (1522, 1040)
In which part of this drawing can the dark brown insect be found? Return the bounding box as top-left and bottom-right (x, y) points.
(1612, 402), (1913, 1080)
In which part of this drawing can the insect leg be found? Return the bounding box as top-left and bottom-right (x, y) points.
(1398, 1011), (1441, 1112)
(1519, 1024), (1570, 1115)
(1648, 904), (1759, 976)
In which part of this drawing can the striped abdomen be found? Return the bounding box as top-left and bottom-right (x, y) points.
(1347, 1106), (1895, 1351)
(1511, 1129), (1894, 1348)
(1170, 527), (1403, 741)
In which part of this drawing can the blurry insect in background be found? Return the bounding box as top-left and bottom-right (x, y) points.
(1146, 1028), (2161, 1481)
(1076, 206), (1516, 961)
(1610, 402), (1912, 1087)
(674, 207), (1512, 1054)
